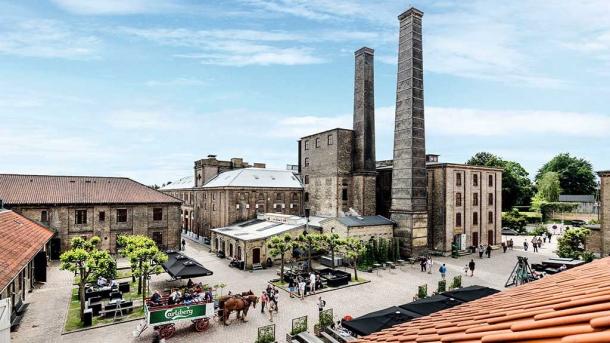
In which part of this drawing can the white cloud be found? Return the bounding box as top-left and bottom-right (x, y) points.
(50, 0), (180, 15)
(0, 19), (99, 59)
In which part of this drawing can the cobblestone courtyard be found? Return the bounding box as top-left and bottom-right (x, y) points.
(12, 236), (558, 343)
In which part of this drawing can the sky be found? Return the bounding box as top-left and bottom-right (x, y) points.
(1, 0), (609, 186)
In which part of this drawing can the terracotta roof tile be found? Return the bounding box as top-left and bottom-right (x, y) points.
(357, 258), (610, 343)
(0, 174), (181, 205)
(0, 210), (54, 292)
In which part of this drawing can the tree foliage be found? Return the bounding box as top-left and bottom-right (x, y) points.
(317, 233), (344, 269)
(60, 236), (116, 321)
(501, 209), (527, 233)
(267, 234), (292, 282)
(340, 237), (366, 281)
(466, 152), (534, 209)
(535, 172), (562, 202)
(536, 153), (596, 195)
(117, 235), (168, 304)
(557, 227), (591, 260)
(294, 232), (321, 272)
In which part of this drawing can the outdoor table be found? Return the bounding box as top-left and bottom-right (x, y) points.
(373, 263), (381, 276)
(386, 262), (396, 269)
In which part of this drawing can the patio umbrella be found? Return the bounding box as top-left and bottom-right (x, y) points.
(399, 294), (463, 316)
(442, 285), (499, 302)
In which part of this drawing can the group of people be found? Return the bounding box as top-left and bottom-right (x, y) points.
(419, 256), (433, 274)
(149, 279), (213, 307)
(476, 244), (493, 258)
(501, 239), (515, 253)
(260, 285), (280, 322)
(287, 272), (322, 300)
(95, 276), (118, 289)
(525, 236), (547, 253)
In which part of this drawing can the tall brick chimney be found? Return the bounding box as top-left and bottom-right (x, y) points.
(353, 47), (376, 173)
(351, 47), (377, 216)
(390, 7), (428, 256)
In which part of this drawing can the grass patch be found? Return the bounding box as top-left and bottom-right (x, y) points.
(65, 281), (145, 333)
(351, 276), (368, 284)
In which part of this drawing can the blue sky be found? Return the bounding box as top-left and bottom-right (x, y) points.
(1, 0), (609, 185)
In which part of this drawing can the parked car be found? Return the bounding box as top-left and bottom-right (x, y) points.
(571, 220), (586, 227)
(502, 227), (519, 236)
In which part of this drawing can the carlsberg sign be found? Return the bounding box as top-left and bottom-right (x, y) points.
(148, 304), (209, 324)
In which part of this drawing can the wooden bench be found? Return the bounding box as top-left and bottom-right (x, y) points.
(320, 331), (340, 343)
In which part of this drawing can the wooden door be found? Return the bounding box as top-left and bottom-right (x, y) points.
(252, 248), (261, 264)
(488, 230), (494, 245)
(472, 232), (479, 247)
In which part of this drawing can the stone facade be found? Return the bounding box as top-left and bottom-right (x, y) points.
(598, 171), (610, 256)
(11, 204), (181, 254)
(300, 128), (355, 217)
(390, 8), (428, 257)
(320, 218), (393, 241)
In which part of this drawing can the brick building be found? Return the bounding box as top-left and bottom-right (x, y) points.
(0, 174), (182, 255)
(159, 175), (195, 233)
(320, 216), (394, 241)
(0, 209), (53, 330)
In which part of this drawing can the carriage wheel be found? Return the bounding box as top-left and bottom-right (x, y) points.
(194, 318), (210, 332)
(159, 324), (176, 339)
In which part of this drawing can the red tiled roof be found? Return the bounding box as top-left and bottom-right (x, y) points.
(358, 257), (610, 343)
(0, 174), (181, 205)
(0, 210), (54, 292)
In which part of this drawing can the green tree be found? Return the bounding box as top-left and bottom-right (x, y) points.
(557, 227), (591, 259)
(294, 233), (320, 272)
(318, 233), (344, 269)
(341, 237), (366, 281)
(466, 152), (534, 209)
(117, 235), (168, 304)
(536, 153), (596, 195)
(60, 236), (116, 321)
(536, 172), (562, 202)
(501, 209), (527, 233)
(267, 234), (293, 282)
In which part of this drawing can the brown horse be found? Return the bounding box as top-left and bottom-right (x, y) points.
(221, 295), (258, 325)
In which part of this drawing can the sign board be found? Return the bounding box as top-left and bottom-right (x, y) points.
(146, 303), (213, 325)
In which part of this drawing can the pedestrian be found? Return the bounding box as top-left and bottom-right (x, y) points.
(468, 259), (475, 277)
(523, 241), (528, 251)
(420, 257), (426, 272)
(271, 289), (279, 312)
(537, 237), (542, 248)
(268, 297), (276, 322)
(486, 245), (492, 258)
(547, 232), (552, 242)
(260, 291), (267, 314)
(502, 242), (507, 253)
(439, 263), (447, 280)
(426, 257), (432, 274)
(478, 245), (484, 259)
(317, 296), (326, 312)
(463, 264), (469, 275)
(181, 238), (186, 251)
(543, 236), (547, 243)
(298, 278), (306, 300)
(309, 272), (316, 295)
(509, 239), (514, 250)
(288, 278), (296, 298)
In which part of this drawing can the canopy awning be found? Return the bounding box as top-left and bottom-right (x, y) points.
(398, 294), (463, 316)
(163, 250), (213, 279)
(342, 306), (421, 336)
(442, 285), (499, 302)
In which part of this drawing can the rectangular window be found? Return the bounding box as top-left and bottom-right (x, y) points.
(342, 188), (348, 201)
(488, 174), (494, 187)
(456, 173), (462, 186)
(212, 203), (217, 211)
(99, 211), (106, 222)
(152, 232), (163, 247)
(473, 212), (479, 226)
(488, 211), (494, 224)
(304, 175), (309, 184)
(456, 213), (462, 227)
(75, 210), (87, 225)
(455, 192), (462, 207)
(153, 208), (163, 221)
(327, 134), (333, 145)
(304, 192), (309, 202)
(304, 140), (310, 150)
(488, 193), (494, 206)
(117, 209), (128, 223)
(304, 157), (310, 167)
(473, 174), (479, 187)
(315, 137), (320, 148)
(41, 210), (48, 223)
(212, 193), (216, 200)
(473, 193), (479, 206)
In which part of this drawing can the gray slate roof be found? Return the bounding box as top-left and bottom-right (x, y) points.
(334, 215), (394, 227)
(558, 195), (596, 203)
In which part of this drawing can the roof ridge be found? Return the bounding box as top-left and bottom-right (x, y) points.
(0, 173), (131, 179)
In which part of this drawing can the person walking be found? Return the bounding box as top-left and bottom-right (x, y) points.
(288, 278), (296, 298)
(537, 237), (543, 248)
(298, 278), (306, 300)
(439, 263), (447, 280)
(509, 239), (514, 250)
(181, 238), (186, 251)
(523, 241), (528, 251)
(260, 291), (268, 314)
(309, 272), (316, 295)
(271, 289), (279, 312)
(426, 257), (432, 274)
(267, 297), (276, 322)
(317, 296), (326, 312)
(486, 245), (492, 258)
(468, 259), (475, 277)
(420, 257), (426, 272)
(478, 245), (484, 259)
(502, 242), (507, 253)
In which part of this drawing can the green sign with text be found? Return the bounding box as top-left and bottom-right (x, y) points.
(147, 304), (211, 325)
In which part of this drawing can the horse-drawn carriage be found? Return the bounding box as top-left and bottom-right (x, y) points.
(135, 301), (215, 339)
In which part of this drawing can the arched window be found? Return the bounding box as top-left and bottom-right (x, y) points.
(291, 193), (297, 201)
